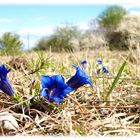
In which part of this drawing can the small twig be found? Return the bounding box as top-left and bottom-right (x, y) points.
(93, 105), (140, 109)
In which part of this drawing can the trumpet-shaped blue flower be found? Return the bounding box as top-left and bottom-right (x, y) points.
(102, 66), (109, 73)
(0, 64), (14, 96)
(81, 60), (87, 70)
(66, 65), (92, 90)
(97, 59), (109, 74)
(40, 74), (73, 103)
(97, 59), (102, 65)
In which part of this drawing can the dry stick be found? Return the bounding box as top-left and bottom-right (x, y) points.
(93, 105), (140, 109)
(0, 96), (35, 113)
(0, 126), (5, 136)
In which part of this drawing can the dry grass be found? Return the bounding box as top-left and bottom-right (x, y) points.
(0, 49), (140, 136)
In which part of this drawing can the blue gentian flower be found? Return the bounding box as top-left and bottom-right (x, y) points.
(40, 74), (73, 103)
(97, 59), (102, 65)
(97, 59), (109, 74)
(66, 65), (92, 90)
(0, 64), (14, 96)
(81, 60), (87, 70)
(103, 66), (109, 73)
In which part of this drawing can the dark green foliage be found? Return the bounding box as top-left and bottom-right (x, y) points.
(98, 5), (127, 30)
(34, 25), (81, 52)
(108, 31), (129, 50)
(34, 38), (47, 51)
(97, 5), (128, 50)
(0, 32), (23, 55)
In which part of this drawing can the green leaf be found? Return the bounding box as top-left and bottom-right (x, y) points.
(106, 56), (128, 100)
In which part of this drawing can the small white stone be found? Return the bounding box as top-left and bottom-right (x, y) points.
(0, 111), (19, 132)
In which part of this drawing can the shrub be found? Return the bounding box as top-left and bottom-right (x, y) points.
(108, 31), (129, 50)
(34, 25), (81, 52)
(79, 33), (107, 50)
(108, 16), (140, 50)
(98, 5), (127, 31)
(0, 32), (23, 55)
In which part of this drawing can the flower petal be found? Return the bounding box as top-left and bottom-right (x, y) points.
(81, 60), (87, 69)
(67, 65), (92, 90)
(0, 79), (14, 96)
(40, 75), (54, 89)
(103, 66), (109, 73)
(97, 59), (102, 65)
(40, 74), (73, 103)
(0, 65), (11, 79)
(0, 64), (14, 96)
(51, 75), (73, 102)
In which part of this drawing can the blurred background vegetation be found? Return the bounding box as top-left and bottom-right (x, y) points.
(0, 5), (140, 55)
(0, 32), (23, 55)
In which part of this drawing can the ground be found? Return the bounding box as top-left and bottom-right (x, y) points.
(0, 49), (140, 136)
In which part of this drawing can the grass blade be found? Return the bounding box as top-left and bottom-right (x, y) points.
(106, 56), (128, 100)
